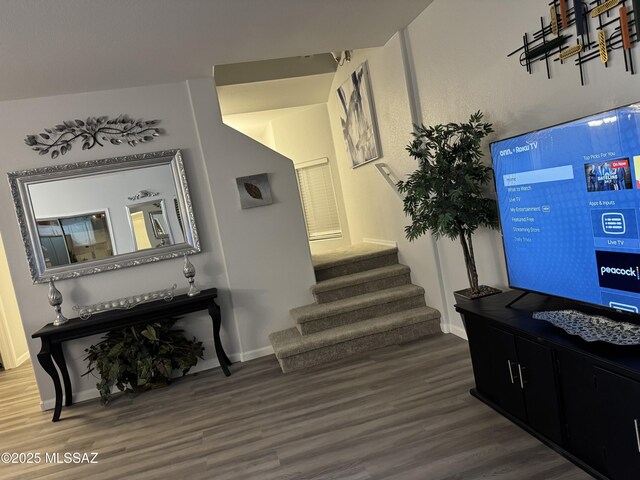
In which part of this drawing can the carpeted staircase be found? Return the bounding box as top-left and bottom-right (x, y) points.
(269, 243), (441, 372)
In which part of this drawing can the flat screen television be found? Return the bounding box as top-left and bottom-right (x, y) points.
(491, 102), (640, 316)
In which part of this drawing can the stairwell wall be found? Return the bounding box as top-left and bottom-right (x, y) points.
(188, 78), (316, 358)
(326, 35), (447, 331)
(268, 104), (351, 254)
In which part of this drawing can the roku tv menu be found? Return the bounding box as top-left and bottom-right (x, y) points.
(492, 104), (640, 313)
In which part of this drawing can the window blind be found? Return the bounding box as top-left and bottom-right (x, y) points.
(295, 158), (342, 241)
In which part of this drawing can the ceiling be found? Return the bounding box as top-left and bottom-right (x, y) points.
(0, 0), (434, 102)
(223, 105), (318, 143)
(215, 54), (337, 87)
(216, 53), (337, 116)
(217, 72), (336, 116)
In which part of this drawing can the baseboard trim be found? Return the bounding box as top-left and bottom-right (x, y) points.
(39, 349), (270, 411)
(41, 387), (103, 411)
(241, 345), (274, 362)
(362, 238), (398, 248)
(14, 351), (30, 367)
(450, 324), (468, 340)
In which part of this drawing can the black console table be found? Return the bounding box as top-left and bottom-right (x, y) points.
(32, 288), (231, 422)
(457, 290), (640, 480)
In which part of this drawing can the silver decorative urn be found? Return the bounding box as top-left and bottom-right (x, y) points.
(183, 255), (200, 297)
(48, 279), (68, 326)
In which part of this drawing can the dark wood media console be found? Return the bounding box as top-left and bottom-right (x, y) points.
(456, 290), (640, 480)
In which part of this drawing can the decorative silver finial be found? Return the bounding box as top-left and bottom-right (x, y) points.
(48, 279), (68, 326)
(183, 255), (200, 297)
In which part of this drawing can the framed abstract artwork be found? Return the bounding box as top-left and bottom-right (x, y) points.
(336, 61), (381, 168)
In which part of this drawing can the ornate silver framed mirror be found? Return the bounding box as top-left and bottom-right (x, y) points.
(8, 149), (200, 283)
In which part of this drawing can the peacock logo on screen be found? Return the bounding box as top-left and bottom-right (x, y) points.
(596, 251), (640, 293)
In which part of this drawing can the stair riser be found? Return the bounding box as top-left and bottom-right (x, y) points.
(314, 253), (398, 281)
(296, 295), (426, 335)
(278, 320), (441, 373)
(313, 273), (411, 304)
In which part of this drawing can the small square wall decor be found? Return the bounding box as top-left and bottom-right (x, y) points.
(336, 61), (381, 168)
(236, 173), (273, 209)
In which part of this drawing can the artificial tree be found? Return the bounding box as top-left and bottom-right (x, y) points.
(397, 111), (500, 298)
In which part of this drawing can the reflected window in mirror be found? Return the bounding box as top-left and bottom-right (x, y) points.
(37, 212), (114, 267)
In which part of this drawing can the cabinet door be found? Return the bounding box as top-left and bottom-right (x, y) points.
(594, 367), (640, 480)
(555, 349), (604, 471)
(463, 315), (498, 399)
(516, 337), (563, 445)
(463, 316), (526, 421)
(489, 326), (527, 421)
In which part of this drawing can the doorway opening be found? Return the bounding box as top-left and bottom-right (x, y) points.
(0, 232), (30, 371)
(215, 53), (352, 255)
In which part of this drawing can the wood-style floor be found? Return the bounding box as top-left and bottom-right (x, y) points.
(0, 334), (590, 480)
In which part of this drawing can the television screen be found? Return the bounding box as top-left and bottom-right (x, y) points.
(491, 103), (640, 314)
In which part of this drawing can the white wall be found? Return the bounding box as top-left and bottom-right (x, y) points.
(269, 104), (351, 253)
(0, 233), (29, 369)
(0, 80), (315, 409)
(188, 78), (316, 359)
(263, 122), (276, 151)
(326, 37), (448, 329)
(405, 0), (640, 335)
(222, 104), (352, 254)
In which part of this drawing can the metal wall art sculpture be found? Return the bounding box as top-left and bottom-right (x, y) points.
(24, 115), (165, 159)
(509, 0), (638, 85)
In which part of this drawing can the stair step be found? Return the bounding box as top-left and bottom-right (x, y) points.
(291, 284), (426, 335)
(311, 264), (411, 304)
(269, 307), (441, 372)
(312, 243), (398, 281)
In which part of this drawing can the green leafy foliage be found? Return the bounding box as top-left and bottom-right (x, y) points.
(83, 318), (204, 405)
(397, 111), (499, 294)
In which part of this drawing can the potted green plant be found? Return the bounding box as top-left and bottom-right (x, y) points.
(83, 318), (204, 404)
(397, 111), (501, 302)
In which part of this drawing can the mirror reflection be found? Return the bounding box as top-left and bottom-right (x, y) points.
(8, 150), (200, 283)
(37, 212), (114, 267)
(127, 199), (184, 250)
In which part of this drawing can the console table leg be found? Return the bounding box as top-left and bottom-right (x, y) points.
(208, 299), (231, 376)
(51, 343), (73, 407)
(223, 349), (232, 366)
(36, 339), (63, 422)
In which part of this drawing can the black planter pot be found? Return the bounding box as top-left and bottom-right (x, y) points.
(453, 285), (502, 305)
